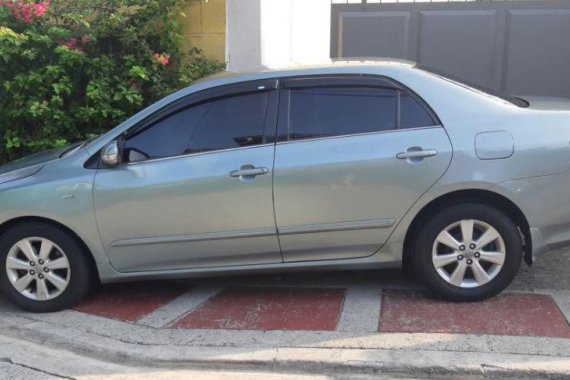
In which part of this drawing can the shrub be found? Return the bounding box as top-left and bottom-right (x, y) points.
(0, 0), (225, 163)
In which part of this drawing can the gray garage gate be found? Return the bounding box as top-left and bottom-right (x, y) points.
(331, 0), (570, 98)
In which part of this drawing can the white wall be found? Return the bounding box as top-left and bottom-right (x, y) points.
(226, 0), (331, 71)
(226, 0), (263, 70)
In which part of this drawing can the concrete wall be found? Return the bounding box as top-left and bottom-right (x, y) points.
(181, 0), (226, 62)
(226, 0), (332, 71)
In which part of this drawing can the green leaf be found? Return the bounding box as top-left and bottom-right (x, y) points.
(0, 0), (225, 164)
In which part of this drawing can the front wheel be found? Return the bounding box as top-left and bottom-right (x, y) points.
(0, 223), (93, 312)
(413, 203), (523, 301)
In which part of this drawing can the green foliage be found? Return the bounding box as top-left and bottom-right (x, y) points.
(0, 0), (225, 163)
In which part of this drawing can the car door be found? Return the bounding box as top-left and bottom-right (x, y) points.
(273, 76), (453, 262)
(93, 80), (283, 272)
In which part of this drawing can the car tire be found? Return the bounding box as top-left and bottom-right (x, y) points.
(413, 203), (523, 301)
(0, 222), (93, 312)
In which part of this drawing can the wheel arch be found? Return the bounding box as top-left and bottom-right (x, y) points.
(0, 216), (100, 282)
(402, 189), (532, 271)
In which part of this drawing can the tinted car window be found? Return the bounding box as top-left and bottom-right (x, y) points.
(125, 92), (269, 161)
(187, 92), (268, 153)
(124, 107), (204, 160)
(288, 87), (397, 140)
(400, 93), (437, 129)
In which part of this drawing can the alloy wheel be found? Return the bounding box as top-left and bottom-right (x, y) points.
(5, 237), (71, 301)
(431, 219), (506, 288)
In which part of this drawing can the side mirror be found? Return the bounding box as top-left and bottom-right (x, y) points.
(101, 141), (121, 166)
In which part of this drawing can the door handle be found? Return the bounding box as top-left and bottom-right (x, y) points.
(396, 148), (438, 160)
(230, 166), (269, 178)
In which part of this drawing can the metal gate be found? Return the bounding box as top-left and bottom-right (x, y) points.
(331, 0), (570, 98)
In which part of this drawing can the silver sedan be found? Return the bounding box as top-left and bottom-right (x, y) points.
(0, 60), (567, 312)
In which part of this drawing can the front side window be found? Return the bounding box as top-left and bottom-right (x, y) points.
(124, 91), (270, 161)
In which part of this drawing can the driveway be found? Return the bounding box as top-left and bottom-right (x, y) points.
(0, 249), (568, 378)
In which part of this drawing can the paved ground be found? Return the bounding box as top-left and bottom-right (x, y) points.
(0, 248), (569, 379)
(1, 334), (427, 380)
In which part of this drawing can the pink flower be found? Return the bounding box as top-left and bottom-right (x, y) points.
(2, 0), (51, 22)
(152, 52), (170, 66)
(59, 37), (77, 48)
(59, 37), (84, 53)
(80, 35), (90, 45)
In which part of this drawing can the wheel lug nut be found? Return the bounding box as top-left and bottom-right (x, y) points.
(44, 267), (49, 272)
(459, 245), (465, 251)
(457, 255), (464, 261)
(474, 252), (480, 258)
(469, 243), (476, 249)
(38, 259), (44, 265)
(467, 259), (473, 265)
(29, 261), (35, 266)
(29, 270), (35, 275)
(38, 274), (44, 279)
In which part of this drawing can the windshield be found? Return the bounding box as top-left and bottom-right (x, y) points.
(416, 65), (529, 108)
(59, 142), (84, 158)
(59, 136), (99, 158)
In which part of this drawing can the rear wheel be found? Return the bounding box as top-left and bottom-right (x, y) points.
(414, 204), (523, 301)
(0, 223), (92, 312)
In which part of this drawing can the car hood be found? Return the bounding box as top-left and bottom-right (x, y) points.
(522, 96), (570, 111)
(0, 145), (74, 184)
(0, 146), (71, 175)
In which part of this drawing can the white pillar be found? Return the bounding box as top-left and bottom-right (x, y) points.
(226, 0), (331, 71)
(226, 0), (263, 71)
(288, 0), (331, 66)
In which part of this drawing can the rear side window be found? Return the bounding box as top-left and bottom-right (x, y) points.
(288, 87), (397, 140)
(124, 92), (269, 161)
(285, 85), (437, 141)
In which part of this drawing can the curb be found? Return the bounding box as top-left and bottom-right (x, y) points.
(1, 315), (569, 379)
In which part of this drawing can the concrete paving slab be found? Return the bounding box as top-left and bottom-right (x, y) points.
(549, 290), (570, 325)
(175, 287), (345, 330)
(137, 286), (223, 328)
(0, 360), (63, 380)
(379, 290), (570, 338)
(337, 286), (382, 332)
(74, 281), (188, 322)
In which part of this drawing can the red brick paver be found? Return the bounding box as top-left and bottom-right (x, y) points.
(74, 281), (187, 322)
(175, 287), (345, 331)
(379, 290), (570, 338)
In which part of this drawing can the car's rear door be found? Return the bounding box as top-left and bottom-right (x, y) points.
(93, 80), (282, 272)
(273, 76), (453, 262)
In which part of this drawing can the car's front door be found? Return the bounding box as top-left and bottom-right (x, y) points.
(93, 80), (282, 272)
(273, 76), (453, 262)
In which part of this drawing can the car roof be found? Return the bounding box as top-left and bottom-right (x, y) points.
(193, 58), (417, 86)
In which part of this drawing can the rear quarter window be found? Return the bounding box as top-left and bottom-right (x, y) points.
(400, 92), (438, 129)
